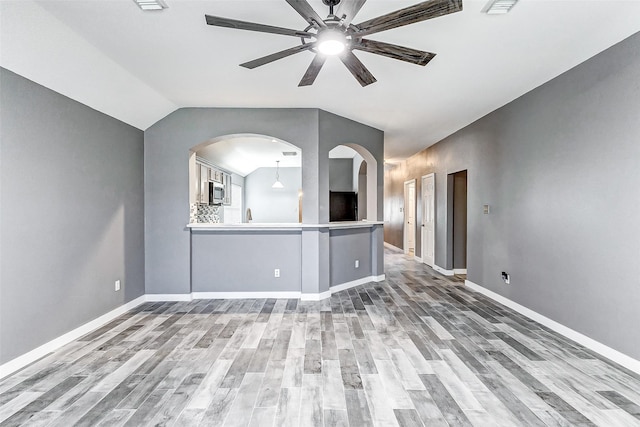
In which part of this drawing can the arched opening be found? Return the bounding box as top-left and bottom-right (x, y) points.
(189, 134), (302, 224)
(328, 144), (377, 222)
(357, 160), (367, 220)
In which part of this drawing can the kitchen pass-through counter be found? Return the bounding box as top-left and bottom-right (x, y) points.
(188, 221), (385, 300)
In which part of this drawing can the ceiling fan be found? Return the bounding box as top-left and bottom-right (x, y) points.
(205, 0), (463, 87)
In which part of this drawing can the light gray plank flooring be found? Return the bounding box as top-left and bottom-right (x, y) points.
(2, 249), (640, 426)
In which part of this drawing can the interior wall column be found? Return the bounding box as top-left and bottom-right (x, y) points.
(301, 228), (330, 296)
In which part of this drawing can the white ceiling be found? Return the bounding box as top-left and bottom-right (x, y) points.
(197, 136), (356, 176)
(197, 136), (302, 176)
(2, 0), (640, 161)
(329, 145), (358, 159)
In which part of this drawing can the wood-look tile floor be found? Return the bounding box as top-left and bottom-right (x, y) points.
(2, 250), (640, 426)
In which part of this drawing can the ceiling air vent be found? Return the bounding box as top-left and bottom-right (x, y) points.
(133, 0), (168, 11)
(484, 0), (518, 15)
(282, 152), (298, 156)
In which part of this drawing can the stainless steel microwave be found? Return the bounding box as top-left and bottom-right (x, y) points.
(209, 182), (225, 205)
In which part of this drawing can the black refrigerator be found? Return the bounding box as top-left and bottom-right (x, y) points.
(330, 191), (357, 222)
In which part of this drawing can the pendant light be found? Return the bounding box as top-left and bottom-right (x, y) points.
(272, 160), (284, 188)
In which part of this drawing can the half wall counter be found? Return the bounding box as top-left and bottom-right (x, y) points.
(188, 221), (385, 300)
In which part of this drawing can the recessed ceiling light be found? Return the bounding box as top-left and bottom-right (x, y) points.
(133, 0), (168, 11)
(484, 0), (518, 15)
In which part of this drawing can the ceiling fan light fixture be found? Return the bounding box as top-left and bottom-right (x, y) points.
(484, 0), (518, 15)
(317, 30), (346, 55)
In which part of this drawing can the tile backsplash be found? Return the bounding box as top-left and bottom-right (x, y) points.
(190, 203), (223, 223)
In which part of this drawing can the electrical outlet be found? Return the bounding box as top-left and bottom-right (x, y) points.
(274, 269), (280, 278)
(115, 280), (121, 291)
(501, 272), (510, 285)
(355, 260), (359, 268)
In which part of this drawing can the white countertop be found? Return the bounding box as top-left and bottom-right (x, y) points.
(187, 221), (384, 231)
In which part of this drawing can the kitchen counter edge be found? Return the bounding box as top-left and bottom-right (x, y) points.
(187, 221), (384, 231)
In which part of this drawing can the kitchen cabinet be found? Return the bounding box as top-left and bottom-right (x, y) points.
(210, 169), (223, 183)
(193, 157), (232, 206)
(199, 164), (210, 205)
(223, 173), (232, 205)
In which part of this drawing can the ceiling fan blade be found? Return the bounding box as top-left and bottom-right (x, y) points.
(205, 15), (314, 38)
(353, 39), (435, 66)
(335, 0), (368, 27)
(299, 54), (327, 86)
(340, 50), (377, 87)
(240, 44), (314, 69)
(284, 0), (327, 28)
(353, 0), (462, 37)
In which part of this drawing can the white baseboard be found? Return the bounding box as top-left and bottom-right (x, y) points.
(300, 290), (331, 301)
(453, 269), (467, 275)
(383, 242), (403, 252)
(0, 295), (146, 380)
(433, 264), (454, 276)
(331, 276), (376, 293)
(465, 279), (640, 375)
(301, 274), (387, 300)
(146, 293), (193, 302)
(414, 256), (423, 263)
(193, 291), (301, 299)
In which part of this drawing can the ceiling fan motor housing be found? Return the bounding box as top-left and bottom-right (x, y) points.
(322, 0), (342, 16)
(322, 0), (341, 7)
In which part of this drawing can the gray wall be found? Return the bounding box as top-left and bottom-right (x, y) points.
(384, 164), (405, 249)
(329, 228), (372, 286)
(329, 159), (353, 191)
(318, 110), (384, 223)
(352, 154), (364, 192)
(383, 31), (640, 360)
(191, 231), (301, 292)
(145, 108), (319, 295)
(0, 68), (145, 364)
(145, 108), (384, 295)
(357, 161), (368, 221)
(245, 167), (301, 223)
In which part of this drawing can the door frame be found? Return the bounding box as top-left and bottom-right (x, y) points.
(403, 179), (416, 255)
(421, 173), (435, 267)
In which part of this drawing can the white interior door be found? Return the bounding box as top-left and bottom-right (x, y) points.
(422, 174), (435, 267)
(404, 180), (416, 254)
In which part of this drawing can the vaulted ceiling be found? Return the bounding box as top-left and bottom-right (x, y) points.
(2, 1), (639, 160)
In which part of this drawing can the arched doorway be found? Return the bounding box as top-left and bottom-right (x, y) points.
(327, 144), (378, 222)
(357, 160), (367, 220)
